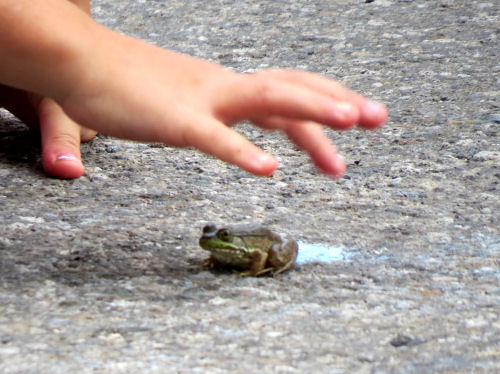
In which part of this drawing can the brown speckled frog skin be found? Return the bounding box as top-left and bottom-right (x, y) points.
(199, 224), (298, 276)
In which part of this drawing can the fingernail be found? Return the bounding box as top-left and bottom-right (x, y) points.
(246, 152), (278, 176)
(337, 154), (346, 166)
(337, 101), (355, 112)
(336, 102), (355, 116)
(56, 153), (79, 162)
(255, 153), (278, 168)
(364, 100), (386, 117)
(331, 102), (358, 126)
(328, 154), (346, 178)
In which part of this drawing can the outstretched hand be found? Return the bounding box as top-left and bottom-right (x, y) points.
(61, 28), (387, 177)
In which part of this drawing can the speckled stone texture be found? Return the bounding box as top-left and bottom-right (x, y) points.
(0, 0), (499, 373)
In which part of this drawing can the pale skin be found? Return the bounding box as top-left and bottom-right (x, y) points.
(0, 0), (387, 179)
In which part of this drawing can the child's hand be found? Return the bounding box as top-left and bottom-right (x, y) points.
(0, 0), (387, 178)
(62, 29), (387, 177)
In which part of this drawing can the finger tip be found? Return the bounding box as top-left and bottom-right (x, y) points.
(329, 102), (360, 130)
(359, 100), (388, 129)
(43, 152), (85, 179)
(244, 153), (278, 176)
(316, 153), (346, 178)
(257, 157), (279, 177)
(328, 156), (347, 178)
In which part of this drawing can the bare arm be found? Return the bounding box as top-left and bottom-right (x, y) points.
(0, 0), (95, 100)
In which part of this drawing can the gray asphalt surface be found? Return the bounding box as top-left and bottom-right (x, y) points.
(1, 1), (499, 373)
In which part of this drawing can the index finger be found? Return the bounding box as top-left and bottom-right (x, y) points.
(179, 114), (278, 176)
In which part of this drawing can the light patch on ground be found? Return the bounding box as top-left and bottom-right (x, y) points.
(296, 241), (351, 264)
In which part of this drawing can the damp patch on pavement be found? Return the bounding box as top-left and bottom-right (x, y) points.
(296, 241), (352, 264)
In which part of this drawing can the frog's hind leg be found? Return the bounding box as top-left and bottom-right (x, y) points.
(254, 267), (275, 277)
(253, 259), (292, 277)
(271, 258), (296, 276)
(269, 241), (298, 276)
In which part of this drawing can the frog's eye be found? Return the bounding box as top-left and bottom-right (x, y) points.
(217, 229), (232, 241)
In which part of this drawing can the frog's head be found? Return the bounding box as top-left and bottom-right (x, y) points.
(199, 224), (237, 252)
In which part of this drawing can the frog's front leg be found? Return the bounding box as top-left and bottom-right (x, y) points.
(204, 255), (221, 270)
(240, 250), (269, 277)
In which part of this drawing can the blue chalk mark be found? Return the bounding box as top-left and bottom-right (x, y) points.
(296, 241), (351, 264)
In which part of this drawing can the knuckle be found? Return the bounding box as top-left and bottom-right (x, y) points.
(251, 77), (277, 107)
(48, 132), (80, 149)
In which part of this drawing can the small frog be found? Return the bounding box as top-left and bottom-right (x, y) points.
(199, 224), (298, 277)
